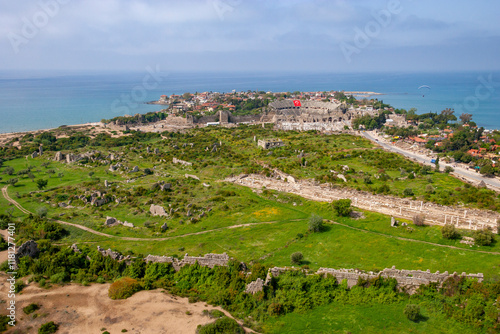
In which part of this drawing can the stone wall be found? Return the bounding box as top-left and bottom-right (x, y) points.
(248, 266), (484, 295)
(144, 253), (230, 271)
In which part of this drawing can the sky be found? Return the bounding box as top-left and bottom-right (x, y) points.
(1, 0), (499, 72)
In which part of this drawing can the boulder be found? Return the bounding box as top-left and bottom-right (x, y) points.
(105, 217), (119, 226)
(15, 240), (39, 264)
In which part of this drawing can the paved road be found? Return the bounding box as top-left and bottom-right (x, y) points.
(361, 131), (500, 190)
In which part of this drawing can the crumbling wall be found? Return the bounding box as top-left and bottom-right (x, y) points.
(250, 266), (484, 295)
(145, 253), (230, 271)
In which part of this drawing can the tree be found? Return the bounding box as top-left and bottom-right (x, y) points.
(403, 188), (414, 197)
(459, 113), (473, 124)
(3, 166), (14, 176)
(480, 164), (494, 177)
(473, 228), (494, 246)
(38, 321), (59, 334)
(332, 199), (352, 217)
(404, 304), (421, 321)
(308, 214), (324, 232)
(290, 252), (303, 265)
(36, 207), (48, 218)
(442, 224), (460, 239)
(36, 179), (48, 190)
(444, 166), (454, 173)
(7, 178), (18, 187)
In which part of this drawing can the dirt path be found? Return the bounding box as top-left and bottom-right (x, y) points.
(2, 186), (285, 241)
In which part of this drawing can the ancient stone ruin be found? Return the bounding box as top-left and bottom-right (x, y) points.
(258, 139), (284, 150)
(245, 278), (265, 295)
(144, 253), (230, 272)
(173, 157), (193, 166)
(104, 216), (134, 228)
(245, 266), (484, 295)
(97, 246), (131, 262)
(150, 204), (168, 217)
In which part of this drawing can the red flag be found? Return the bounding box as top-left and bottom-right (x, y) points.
(293, 100), (301, 107)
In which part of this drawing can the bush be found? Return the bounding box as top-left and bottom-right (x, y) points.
(14, 280), (25, 293)
(290, 252), (303, 265)
(23, 303), (40, 315)
(404, 304), (421, 321)
(332, 199), (352, 217)
(36, 207), (48, 218)
(412, 214), (425, 226)
(473, 228), (494, 246)
(441, 224), (460, 240)
(108, 277), (142, 300)
(196, 316), (244, 334)
(403, 188), (414, 197)
(308, 214), (324, 232)
(39, 321), (58, 334)
(444, 166), (454, 173)
(50, 272), (69, 284)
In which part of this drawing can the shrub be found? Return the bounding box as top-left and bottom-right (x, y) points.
(50, 272), (69, 284)
(413, 214), (425, 226)
(441, 224), (460, 240)
(36, 207), (48, 218)
(403, 188), (414, 197)
(290, 252), (303, 265)
(308, 214), (324, 232)
(332, 199), (352, 217)
(39, 321), (58, 334)
(444, 166), (454, 173)
(404, 304), (421, 321)
(473, 228), (494, 246)
(108, 277), (142, 300)
(196, 316), (244, 334)
(23, 303), (40, 315)
(14, 280), (25, 293)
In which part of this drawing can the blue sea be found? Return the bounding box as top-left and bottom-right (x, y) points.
(0, 71), (499, 133)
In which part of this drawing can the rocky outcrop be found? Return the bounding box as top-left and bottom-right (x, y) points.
(15, 240), (39, 264)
